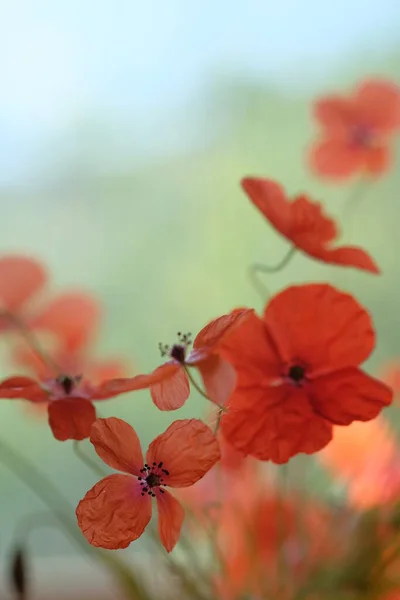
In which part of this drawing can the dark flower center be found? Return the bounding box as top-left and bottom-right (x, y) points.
(351, 125), (374, 147)
(158, 332), (192, 364)
(138, 461), (170, 497)
(56, 375), (76, 395)
(288, 365), (305, 383)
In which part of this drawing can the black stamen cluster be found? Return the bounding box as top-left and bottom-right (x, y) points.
(138, 461), (170, 497)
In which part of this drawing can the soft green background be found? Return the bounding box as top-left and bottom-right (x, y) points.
(0, 24), (399, 576)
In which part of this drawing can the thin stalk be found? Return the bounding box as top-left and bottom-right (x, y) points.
(249, 246), (296, 301)
(73, 441), (108, 478)
(0, 436), (148, 599)
(340, 177), (371, 241)
(184, 367), (227, 412)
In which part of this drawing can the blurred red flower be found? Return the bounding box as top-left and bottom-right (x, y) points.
(0, 255), (47, 328)
(242, 177), (379, 273)
(310, 79), (400, 179)
(220, 284), (392, 463)
(100, 309), (253, 410)
(76, 417), (220, 552)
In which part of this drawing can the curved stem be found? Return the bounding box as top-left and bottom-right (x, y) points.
(184, 366), (227, 412)
(340, 178), (371, 241)
(73, 441), (108, 478)
(0, 437), (147, 599)
(249, 247), (297, 302)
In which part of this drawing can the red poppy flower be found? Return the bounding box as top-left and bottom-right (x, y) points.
(0, 255), (47, 328)
(76, 417), (220, 552)
(0, 362), (131, 441)
(99, 309), (253, 410)
(220, 284), (392, 463)
(242, 177), (379, 273)
(310, 79), (400, 179)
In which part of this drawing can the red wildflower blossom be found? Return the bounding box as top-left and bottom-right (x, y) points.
(0, 255), (47, 328)
(310, 79), (400, 179)
(100, 309), (253, 410)
(76, 417), (220, 552)
(242, 177), (379, 273)
(220, 284), (392, 463)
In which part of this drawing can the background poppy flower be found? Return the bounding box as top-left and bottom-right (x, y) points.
(242, 177), (379, 273)
(99, 309), (253, 411)
(310, 79), (400, 179)
(0, 255), (47, 329)
(76, 417), (221, 552)
(220, 284), (392, 463)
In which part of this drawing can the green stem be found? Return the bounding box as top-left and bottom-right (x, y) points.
(0, 437), (148, 600)
(340, 178), (371, 241)
(73, 441), (108, 478)
(249, 247), (296, 302)
(184, 367), (227, 412)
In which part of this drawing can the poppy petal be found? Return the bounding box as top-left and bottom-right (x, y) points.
(48, 398), (96, 441)
(220, 311), (281, 385)
(0, 376), (47, 402)
(356, 79), (400, 131)
(310, 139), (363, 179)
(315, 245), (380, 274)
(264, 284), (375, 375)
(156, 490), (185, 552)
(90, 417), (143, 475)
(0, 256), (47, 312)
(31, 293), (101, 352)
(220, 384), (332, 463)
(150, 364), (189, 410)
(196, 354), (237, 405)
(76, 474), (152, 549)
(146, 419), (220, 487)
(193, 309), (253, 350)
(241, 177), (292, 238)
(364, 145), (390, 175)
(93, 362), (183, 400)
(313, 96), (355, 130)
(310, 368), (393, 425)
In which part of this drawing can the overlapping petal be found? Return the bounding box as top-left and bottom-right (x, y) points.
(146, 419), (220, 487)
(0, 255), (47, 312)
(150, 364), (190, 410)
(156, 490), (185, 552)
(90, 417), (143, 475)
(193, 309), (253, 350)
(264, 284), (375, 375)
(76, 474), (152, 549)
(196, 354), (237, 405)
(48, 398), (96, 441)
(310, 368), (393, 425)
(0, 376), (48, 402)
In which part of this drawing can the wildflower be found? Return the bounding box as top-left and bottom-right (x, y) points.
(76, 417), (220, 552)
(242, 177), (379, 273)
(0, 255), (47, 329)
(101, 309), (253, 410)
(220, 283), (392, 463)
(310, 79), (400, 179)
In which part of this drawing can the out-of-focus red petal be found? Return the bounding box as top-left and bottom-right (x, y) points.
(220, 311), (281, 385)
(150, 364), (189, 410)
(48, 398), (96, 441)
(313, 96), (356, 131)
(156, 490), (185, 552)
(310, 368), (393, 425)
(0, 255), (46, 311)
(196, 355), (236, 405)
(221, 384), (332, 463)
(264, 284), (375, 376)
(241, 177), (292, 237)
(193, 309), (253, 350)
(0, 376), (48, 402)
(290, 195), (337, 246)
(76, 474), (152, 549)
(310, 139), (363, 179)
(364, 145), (391, 175)
(146, 419), (220, 487)
(93, 362), (182, 399)
(314, 245), (380, 274)
(31, 293), (101, 352)
(356, 79), (400, 131)
(90, 417), (143, 475)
